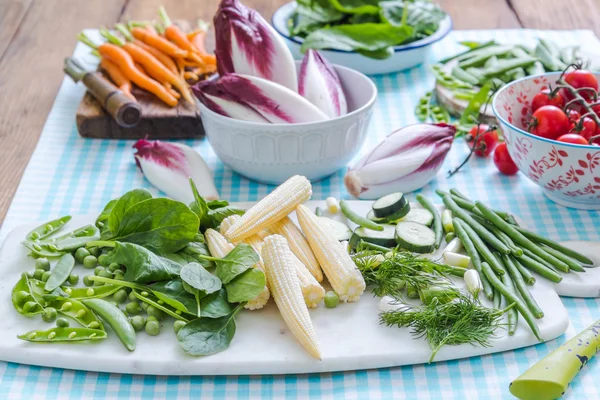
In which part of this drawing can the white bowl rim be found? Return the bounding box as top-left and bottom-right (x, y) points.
(197, 63), (377, 128)
(492, 71), (600, 150)
(271, 1), (453, 54)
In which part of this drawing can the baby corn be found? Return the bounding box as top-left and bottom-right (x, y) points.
(268, 216), (323, 282)
(296, 204), (366, 302)
(291, 253), (325, 308)
(204, 228), (269, 310)
(224, 175), (312, 242)
(262, 235), (321, 359)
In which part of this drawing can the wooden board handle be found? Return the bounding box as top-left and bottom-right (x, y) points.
(82, 72), (142, 128)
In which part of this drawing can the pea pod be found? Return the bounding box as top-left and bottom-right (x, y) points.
(131, 289), (190, 322)
(451, 66), (480, 85)
(50, 297), (105, 329)
(481, 57), (537, 80)
(457, 45), (515, 68)
(25, 216), (72, 241)
(63, 284), (122, 299)
(54, 235), (100, 252)
(45, 224), (100, 243)
(45, 254), (75, 291)
(439, 40), (496, 64)
(18, 327), (106, 342)
(535, 41), (564, 71)
(11, 274), (43, 316)
(526, 61), (545, 76)
(21, 241), (65, 258)
(82, 298), (136, 351)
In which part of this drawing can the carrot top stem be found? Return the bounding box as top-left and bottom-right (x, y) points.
(100, 27), (125, 46)
(154, 21), (165, 35)
(158, 6), (172, 27)
(77, 32), (98, 49)
(115, 23), (133, 42)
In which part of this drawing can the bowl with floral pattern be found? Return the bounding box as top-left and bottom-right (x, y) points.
(493, 72), (600, 210)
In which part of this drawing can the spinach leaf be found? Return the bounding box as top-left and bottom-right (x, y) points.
(295, 0), (343, 23)
(96, 198), (118, 230)
(149, 279), (197, 314)
(189, 179), (244, 231)
(107, 189), (152, 234)
(176, 305), (243, 356)
(180, 263), (222, 295)
(328, 0), (380, 15)
(357, 47), (394, 60)
(166, 235), (214, 269)
(225, 268), (266, 303)
(214, 244), (260, 284)
(380, 1), (445, 37)
(106, 242), (181, 284)
(207, 199), (229, 210)
(189, 178), (209, 225)
(204, 206), (245, 230)
(108, 198), (199, 254)
(200, 289), (232, 318)
(301, 23), (413, 56)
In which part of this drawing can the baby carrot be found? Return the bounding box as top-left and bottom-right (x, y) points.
(100, 58), (136, 101)
(98, 43), (177, 107)
(134, 40), (178, 74)
(130, 28), (187, 58)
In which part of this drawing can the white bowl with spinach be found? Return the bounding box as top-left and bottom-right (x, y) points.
(271, 0), (452, 75)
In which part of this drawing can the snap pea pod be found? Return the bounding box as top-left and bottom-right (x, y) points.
(560, 45), (580, 66)
(45, 224), (99, 243)
(512, 226), (593, 265)
(457, 45), (515, 68)
(82, 298), (136, 351)
(481, 57), (537, 80)
(12, 274), (43, 316)
(443, 196), (511, 255)
(452, 219), (494, 300)
(512, 257), (536, 285)
(483, 55), (499, 68)
(54, 235), (100, 252)
(431, 64), (473, 89)
(474, 202), (572, 273)
(50, 297), (105, 329)
(439, 40), (497, 64)
(415, 91), (450, 123)
(511, 47), (531, 59)
(62, 284), (122, 300)
(535, 40), (566, 71)
(526, 61), (545, 76)
(506, 67), (526, 80)
(503, 255), (543, 319)
(25, 216), (72, 241)
(453, 218), (505, 275)
(18, 327), (106, 342)
(481, 262), (542, 341)
(451, 66), (480, 85)
(452, 90), (476, 101)
(541, 245), (585, 272)
(21, 241), (65, 258)
(131, 289), (190, 322)
(518, 254), (563, 283)
(45, 254), (75, 291)
(415, 194), (442, 248)
(339, 200), (383, 231)
(465, 67), (485, 81)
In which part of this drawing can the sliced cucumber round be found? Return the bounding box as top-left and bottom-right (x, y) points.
(351, 224), (396, 248)
(395, 221), (436, 253)
(366, 209), (387, 223)
(397, 208), (434, 226)
(372, 192), (407, 218)
(318, 217), (352, 241)
(368, 202), (410, 223)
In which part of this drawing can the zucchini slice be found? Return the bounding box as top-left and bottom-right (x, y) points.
(318, 217), (352, 241)
(395, 221), (436, 253)
(397, 208), (434, 226)
(351, 224), (396, 248)
(372, 192), (407, 218)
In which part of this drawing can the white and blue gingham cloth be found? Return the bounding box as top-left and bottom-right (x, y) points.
(1, 30), (599, 399)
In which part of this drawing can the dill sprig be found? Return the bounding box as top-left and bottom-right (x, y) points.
(380, 293), (509, 362)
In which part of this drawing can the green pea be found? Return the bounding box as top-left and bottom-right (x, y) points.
(140, 302), (149, 311)
(35, 258), (51, 271)
(108, 263), (120, 272)
(88, 247), (100, 257)
(94, 281), (105, 287)
(324, 291), (339, 308)
(75, 247), (90, 264)
(98, 254), (109, 267)
(64, 287), (72, 295)
(130, 315), (146, 332)
(41, 271), (52, 283)
(83, 255), (98, 269)
(23, 301), (38, 313)
(15, 290), (31, 305)
(87, 321), (100, 329)
(157, 300), (164, 305)
(23, 271), (34, 279)
(114, 289), (128, 304)
(83, 275), (94, 287)
(98, 270), (113, 279)
(125, 302), (141, 315)
(141, 291), (149, 297)
(113, 269), (124, 276)
(56, 318), (70, 328)
(94, 266), (104, 276)
(33, 269), (45, 280)
(76, 309), (87, 318)
(86, 288), (95, 297)
(113, 274), (124, 281)
(145, 320), (160, 336)
(146, 305), (164, 320)
(173, 320), (186, 334)
(146, 315), (158, 323)
(128, 291), (137, 302)
(68, 274), (79, 285)
(42, 307), (57, 323)
(60, 302), (73, 312)
(30, 232), (41, 240)
(47, 331), (56, 340)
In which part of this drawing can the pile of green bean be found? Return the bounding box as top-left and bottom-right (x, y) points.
(436, 189), (593, 340)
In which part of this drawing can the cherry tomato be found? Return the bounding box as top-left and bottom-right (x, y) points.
(493, 143), (519, 175)
(572, 116), (597, 140)
(566, 109), (581, 122)
(531, 89), (565, 112)
(468, 124), (499, 157)
(563, 70), (599, 102)
(529, 105), (570, 140)
(590, 103), (600, 118)
(556, 133), (589, 145)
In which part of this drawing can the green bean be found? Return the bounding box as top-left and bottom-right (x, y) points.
(465, 67), (485, 81)
(358, 240), (391, 253)
(560, 45), (579, 65)
(443, 196), (510, 255)
(45, 254), (75, 291)
(453, 91), (476, 101)
(454, 218), (506, 275)
(340, 200), (383, 231)
(493, 288), (502, 309)
(512, 227), (592, 265)
(18, 327), (106, 342)
(474, 202), (571, 273)
(444, 189), (510, 220)
(439, 40), (497, 64)
(539, 39), (566, 67)
(51, 297), (104, 329)
(416, 194), (443, 248)
(487, 225), (523, 257)
(445, 232), (455, 243)
(431, 65), (473, 89)
(82, 299), (136, 351)
(25, 216), (72, 242)
(512, 257), (535, 285)
(451, 66), (480, 85)
(519, 254), (563, 283)
(526, 61), (545, 76)
(503, 255), (543, 318)
(495, 255), (520, 335)
(522, 248), (560, 273)
(452, 219), (494, 300)
(541, 245), (586, 272)
(481, 262), (542, 341)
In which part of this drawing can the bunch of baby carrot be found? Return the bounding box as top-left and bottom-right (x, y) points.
(77, 7), (216, 107)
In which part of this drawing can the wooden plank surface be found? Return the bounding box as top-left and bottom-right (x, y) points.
(0, 0), (598, 224)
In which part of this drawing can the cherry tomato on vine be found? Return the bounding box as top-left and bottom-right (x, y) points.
(556, 133), (589, 145)
(468, 124), (499, 157)
(566, 109), (581, 122)
(571, 116), (597, 140)
(562, 70), (599, 102)
(531, 89), (565, 112)
(529, 105), (570, 140)
(493, 143), (519, 175)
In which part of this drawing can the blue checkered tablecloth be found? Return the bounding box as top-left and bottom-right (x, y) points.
(1, 30), (599, 399)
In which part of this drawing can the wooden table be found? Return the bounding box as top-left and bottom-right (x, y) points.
(0, 0), (599, 224)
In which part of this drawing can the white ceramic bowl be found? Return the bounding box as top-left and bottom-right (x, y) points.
(271, 2), (452, 76)
(493, 72), (600, 210)
(198, 63), (377, 185)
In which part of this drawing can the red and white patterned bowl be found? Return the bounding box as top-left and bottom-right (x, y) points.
(492, 72), (600, 210)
